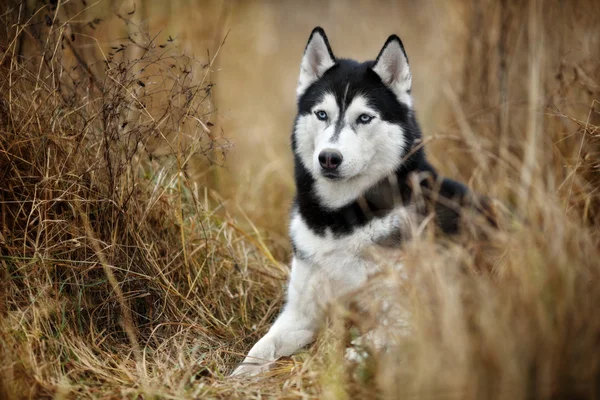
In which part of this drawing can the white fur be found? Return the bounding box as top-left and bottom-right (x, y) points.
(231, 208), (411, 377)
(294, 93), (406, 209)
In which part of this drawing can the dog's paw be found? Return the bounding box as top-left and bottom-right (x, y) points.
(345, 346), (369, 363)
(230, 361), (273, 378)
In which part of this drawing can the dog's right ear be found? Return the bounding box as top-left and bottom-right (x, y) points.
(297, 27), (336, 98)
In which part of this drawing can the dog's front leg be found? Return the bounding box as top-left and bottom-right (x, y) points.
(231, 257), (324, 377)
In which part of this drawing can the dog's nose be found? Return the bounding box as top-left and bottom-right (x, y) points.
(318, 149), (343, 170)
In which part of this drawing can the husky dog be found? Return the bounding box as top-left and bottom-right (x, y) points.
(231, 27), (492, 377)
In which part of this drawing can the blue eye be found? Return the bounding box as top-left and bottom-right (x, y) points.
(315, 110), (328, 121)
(357, 114), (374, 124)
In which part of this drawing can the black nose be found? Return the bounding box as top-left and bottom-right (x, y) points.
(318, 149), (343, 170)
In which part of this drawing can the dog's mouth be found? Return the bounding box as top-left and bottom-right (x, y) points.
(320, 169), (364, 183)
(321, 170), (343, 181)
(315, 159), (367, 182)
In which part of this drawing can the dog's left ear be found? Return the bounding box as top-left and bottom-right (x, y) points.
(372, 35), (411, 94)
(297, 27), (336, 98)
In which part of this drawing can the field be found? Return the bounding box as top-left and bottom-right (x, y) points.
(1, 0), (599, 399)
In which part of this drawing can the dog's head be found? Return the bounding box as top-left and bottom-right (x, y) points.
(293, 27), (419, 199)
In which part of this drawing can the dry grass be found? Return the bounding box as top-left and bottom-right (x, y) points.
(1, 0), (599, 399)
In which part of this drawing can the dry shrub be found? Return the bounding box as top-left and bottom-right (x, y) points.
(0, 1), (285, 398)
(0, 0), (599, 399)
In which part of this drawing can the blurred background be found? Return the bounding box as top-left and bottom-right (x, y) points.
(82, 0), (599, 249)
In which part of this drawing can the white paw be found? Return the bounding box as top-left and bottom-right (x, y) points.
(230, 360), (274, 378)
(345, 346), (369, 363)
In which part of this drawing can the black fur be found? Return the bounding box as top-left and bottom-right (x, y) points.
(292, 30), (493, 239)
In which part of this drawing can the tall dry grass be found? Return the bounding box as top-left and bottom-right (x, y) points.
(1, 0), (599, 399)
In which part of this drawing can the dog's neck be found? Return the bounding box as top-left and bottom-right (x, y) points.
(293, 146), (443, 236)
(358, 148), (438, 214)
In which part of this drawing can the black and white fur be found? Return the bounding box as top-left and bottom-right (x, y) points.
(232, 27), (490, 377)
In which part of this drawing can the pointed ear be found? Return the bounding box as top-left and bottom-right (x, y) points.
(372, 35), (411, 94)
(297, 27), (336, 98)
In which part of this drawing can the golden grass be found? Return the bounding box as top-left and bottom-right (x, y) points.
(1, 0), (599, 399)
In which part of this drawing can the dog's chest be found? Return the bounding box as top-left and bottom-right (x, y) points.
(290, 212), (394, 273)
